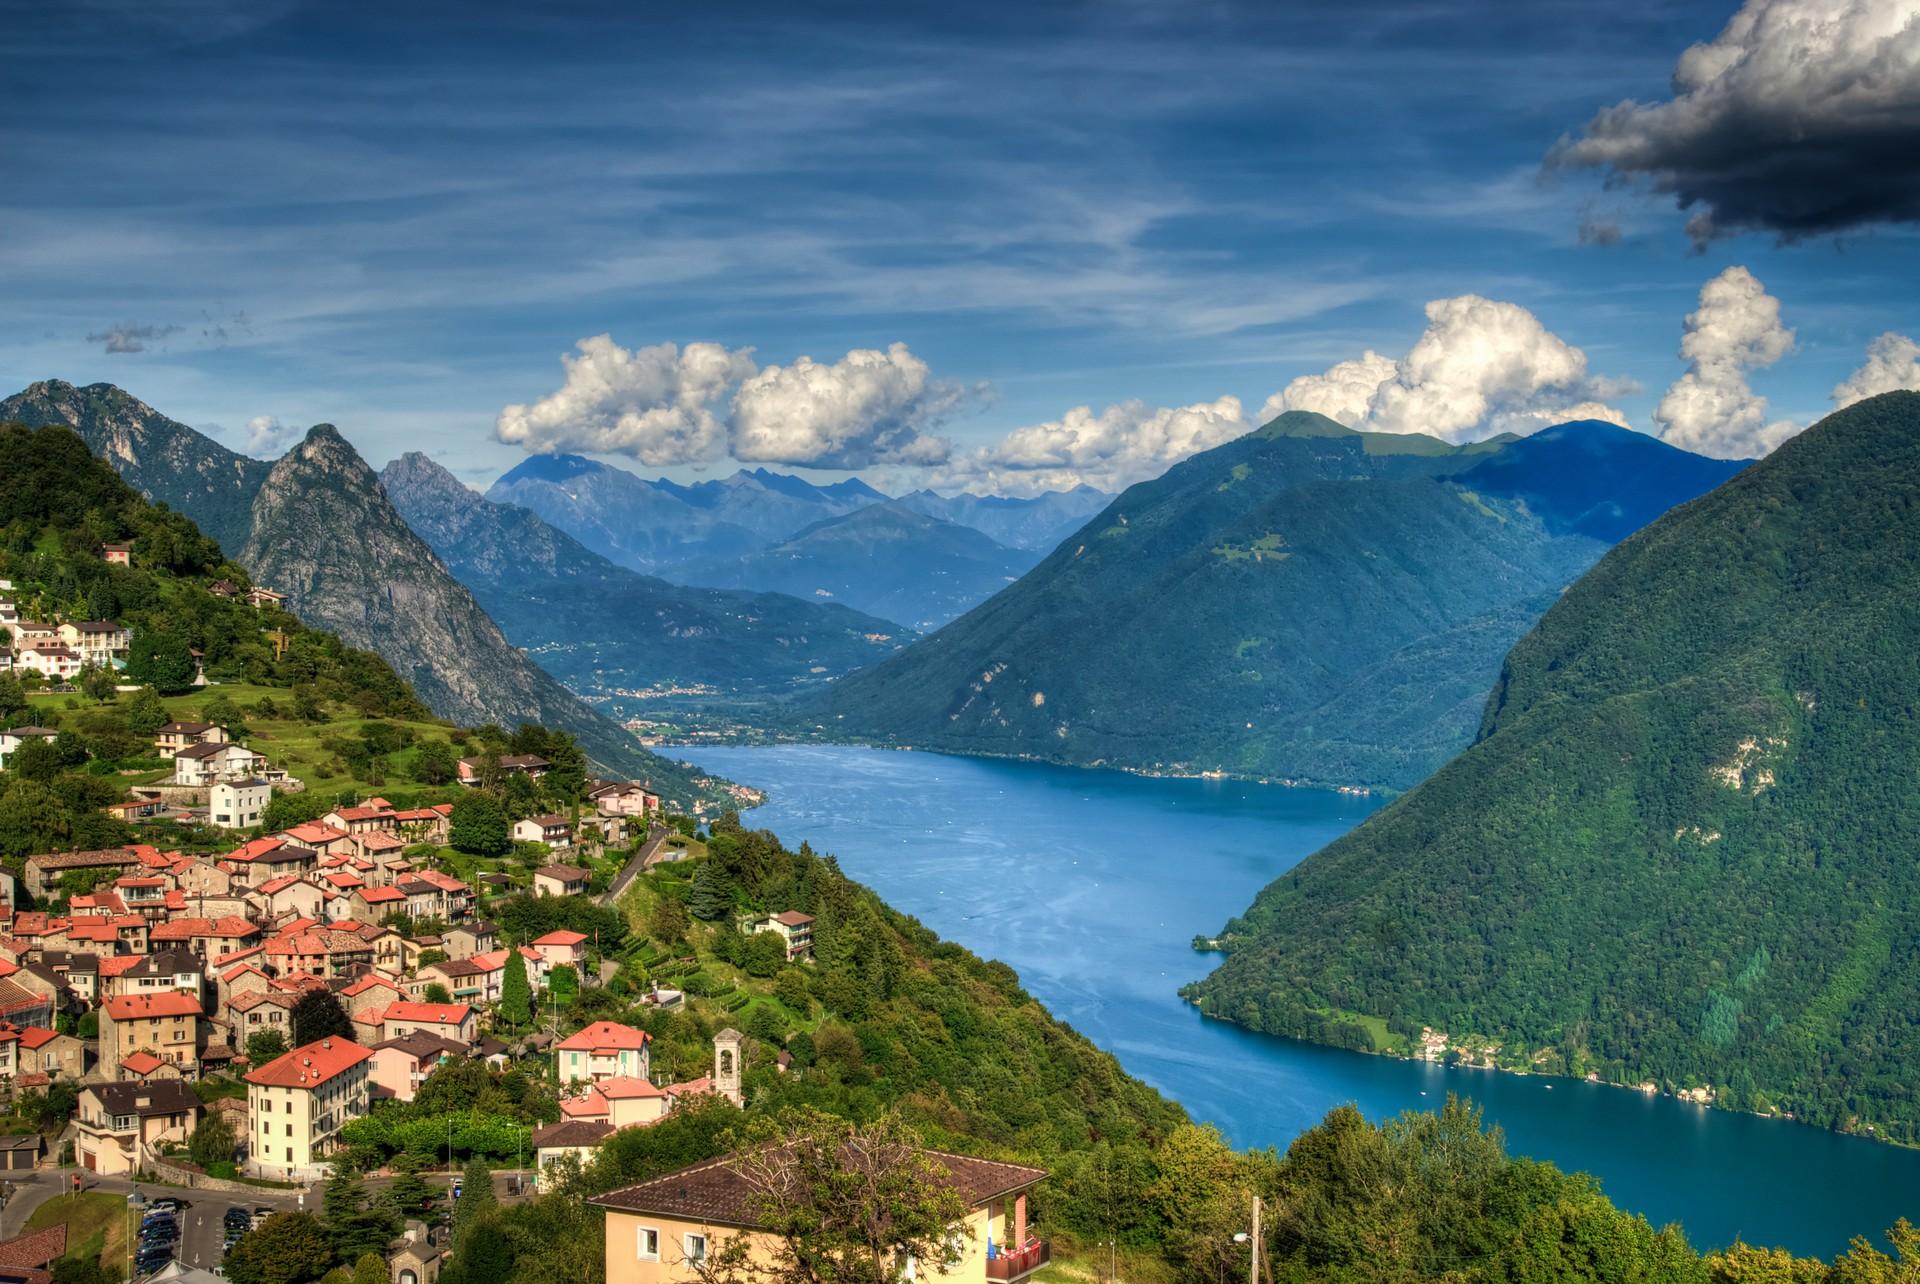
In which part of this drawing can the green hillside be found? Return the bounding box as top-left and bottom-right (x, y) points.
(807, 414), (1609, 791)
(1185, 392), (1920, 1143)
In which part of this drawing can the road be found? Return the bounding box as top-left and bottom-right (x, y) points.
(600, 829), (671, 905)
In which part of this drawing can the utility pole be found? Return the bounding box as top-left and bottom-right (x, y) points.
(1250, 1195), (1260, 1284)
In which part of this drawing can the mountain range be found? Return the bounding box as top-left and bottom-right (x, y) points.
(380, 451), (910, 699)
(0, 381), (708, 793)
(804, 413), (1745, 792)
(483, 451), (1110, 626)
(1186, 391), (1920, 1144)
(674, 501), (1038, 632)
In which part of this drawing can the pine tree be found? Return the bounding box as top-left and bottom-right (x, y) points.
(498, 950), (532, 1031)
(452, 1158), (496, 1250)
(688, 860), (733, 921)
(291, 989), (355, 1046)
(382, 1153), (434, 1221)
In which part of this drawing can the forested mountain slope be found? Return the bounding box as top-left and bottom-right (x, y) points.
(381, 452), (908, 697)
(809, 414), (1736, 791)
(1186, 392), (1920, 1143)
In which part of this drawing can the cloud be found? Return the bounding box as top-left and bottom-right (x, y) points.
(1548, 0), (1920, 246)
(495, 335), (756, 466)
(1576, 214), (1623, 247)
(1834, 332), (1920, 406)
(1654, 266), (1799, 458)
(935, 396), (1251, 496)
(1264, 295), (1628, 443)
(1260, 351), (1399, 427)
(85, 323), (179, 354)
(729, 342), (966, 468)
(243, 415), (298, 456)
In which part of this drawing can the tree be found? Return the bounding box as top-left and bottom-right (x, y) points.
(450, 793), (510, 856)
(0, 780), (72, 858)
(498, 950), (532, 1031)
(247, 1028), (289, 1065)
(383, 1152), (436, 1221)
(445, 1219), (513, 1284)
(123, 686), (168, 735)
(188, 1110), (237, 1168)
(689, 1110), (970, 1284)
(650, 895), (689, 945)
(79, 665), (116, 704)
(291, 989), (354, 1046)
(124, 627), (196, 693)
(292, 685), (326, 722)
(422, 982), (454, 1005)
(325, 1161), (399, 1263)
(453, 1158), (497, 1249)
(352, 1254), (389, 1284)
(0, 672), (24, 721)
(415, 739), (457, 785)
(775, 969), (812, 1016)
(225, 1211), (335, 1284)
(688, 860), (733, 921)
(548, 964), (579, 1006)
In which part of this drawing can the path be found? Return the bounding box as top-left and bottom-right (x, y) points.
(600, 829), (671, 906)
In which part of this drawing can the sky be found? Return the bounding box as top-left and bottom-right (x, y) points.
(4, 0), (1919, 495)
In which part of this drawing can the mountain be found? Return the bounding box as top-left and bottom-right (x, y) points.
(808, 413), (1742, 792)
(1, 381), (710, 795)
(675, 501), (1037, 631)
(485, 455), (887, 574)
(380, 452), (910, 699)
(894, 484), (1111, 551)
(1185, 392), (1920, 1143)
(0, 379), (271, 554)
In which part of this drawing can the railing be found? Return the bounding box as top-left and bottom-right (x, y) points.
(985, 1241), (1049, 1281)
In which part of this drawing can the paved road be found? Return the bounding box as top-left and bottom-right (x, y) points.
(2, 1171), (315, 1275)
(601, 830), (670, 905)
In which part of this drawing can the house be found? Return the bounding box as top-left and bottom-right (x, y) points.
(224, 837), (320, 886)
(593, 1148), (1050, 1284)
(322, 805), (396, 836)
(17, 646), (81, 681)
(750, 912), (815, 963)
(533, 1119), (613, 1183)
(153, 723), (228, 759)
(455, 754), (549, 787)
(590, 781), (661, 817)
(341, 973), (406, 1021)
(75, 1080), (202, 1175)
(0, 1134), (43, 1173)
(389, 806), (452, 844)
(0, 726), (57, 772)
(350, 885), (408, 924)
(0, 1025), (82, 1081)
(101, 543), (132, 565)
(531, 929), (588, 971)
(387, 1223), (443, 1284)
(243, 1036), (373, 1180)
(105, 949), (204, 1003)
(441, 922), (497, 960)
(226, 990), (296, 1044)
(98, 992), (203, 1079)
(279, 822), (354, 858)
(57, 621), (130, 664)
(264, 926), (375, 977)
(172, 742), (266, 787)
(532, 865), (591, 898)
(246, 586), (285, 610)
(208, 779), (273, 831)
(556, 1021), (651, 1086)
(118, 1050), (185, 1082)
(513, 815), (573, 849)
(23, 847), (146, 899)
(250, 875), (327, 922)
(104, 793), (169, 822)
(380, 1001), (476, 1045)
(367, 1031), (467, 1103)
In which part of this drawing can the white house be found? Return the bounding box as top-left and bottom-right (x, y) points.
(172, 742), (266, 786)
(209, 779), (272, 830)
(512, 815), (573, 849)
(0, 726), (58, 770)
(18, 645), (82, 680)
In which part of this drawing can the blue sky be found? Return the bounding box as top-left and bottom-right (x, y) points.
(5, 0), (1918, 492)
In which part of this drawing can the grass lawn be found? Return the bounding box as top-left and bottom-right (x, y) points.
(32, 683), (464, 799)
(27, 1189), (133, 1277)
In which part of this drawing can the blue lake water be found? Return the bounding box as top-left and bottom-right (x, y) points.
(683, 744), (1920, 1259)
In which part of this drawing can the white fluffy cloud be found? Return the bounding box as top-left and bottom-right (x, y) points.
(243, 415), (298, 457)
(1262, 295), (1628, 442)
(1654, 266), (1799, 458)
(1550, 0), (1920, 245)
(934, 396), (1251, 496)
(1834, 332), (1920, 406)
(495, 335), (757, 466)
(730, 342), (961, 468)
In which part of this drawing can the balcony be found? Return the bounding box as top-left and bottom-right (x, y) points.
(985, 1241), (1049, 1282)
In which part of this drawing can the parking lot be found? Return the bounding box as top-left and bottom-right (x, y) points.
(132, 1187), (314, 1276)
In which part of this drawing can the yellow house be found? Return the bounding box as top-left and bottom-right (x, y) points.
(244, 1036), (373, 1180)
(592, 1149), (1048, 1284)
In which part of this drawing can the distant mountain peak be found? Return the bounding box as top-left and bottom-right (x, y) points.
(1256, 410), (1357, 439)
(494, 452), (603, 486)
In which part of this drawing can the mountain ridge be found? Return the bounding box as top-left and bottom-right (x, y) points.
(1186, 391), (1920, 1143)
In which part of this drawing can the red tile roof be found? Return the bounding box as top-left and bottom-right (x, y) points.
(103, 992), (202, 1020)
(533, 930), (588, 946)
(244, 1036), (372, 1089)
(383, 1001), (471, 1026)
(557, 1020), (650, 1052)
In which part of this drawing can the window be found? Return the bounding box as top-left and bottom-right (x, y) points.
(683, 1234), (707, 1264)
(637, 1227), (659, 1261)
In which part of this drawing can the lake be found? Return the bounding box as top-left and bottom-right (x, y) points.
(683, 743), (1920, 1259)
